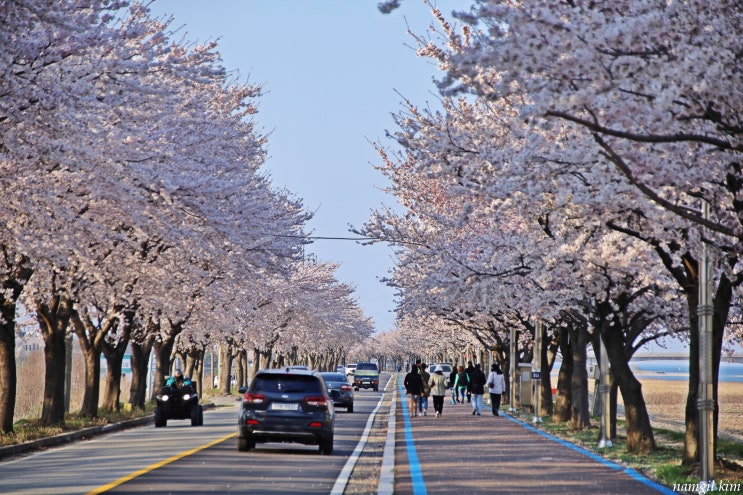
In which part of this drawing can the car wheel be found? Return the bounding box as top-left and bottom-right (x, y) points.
(319, 435), (333, 455)
(154, 407), (166, 427)
(347, 405), (353, 413)
(198, 406), (204, 426)
(373, 386), (378, 392)
(237, 436), (256, 452)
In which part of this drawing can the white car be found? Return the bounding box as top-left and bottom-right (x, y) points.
(345, 363), (357, 376)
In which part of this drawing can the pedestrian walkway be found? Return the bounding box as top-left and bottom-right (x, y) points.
(389, 374), (676, 495)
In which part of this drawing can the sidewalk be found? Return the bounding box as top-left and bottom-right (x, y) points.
(389, 380), (676, 495)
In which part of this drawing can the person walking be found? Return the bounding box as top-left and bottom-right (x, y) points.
(418, 363), (431, 416)
(403, 363), (423, 418)
(469, 363), (487, 416)
(465, 361), (475, 403)
(487, 363), (507, 416)
(428, 365), (448, 417)
(449, 366), (459, 404)
(453, 365), (469, 406)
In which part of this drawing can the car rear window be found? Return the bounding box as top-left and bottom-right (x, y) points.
(356, 363), (378, 371)
(321, 373), (347, 382)
(252, 374), (323, 394)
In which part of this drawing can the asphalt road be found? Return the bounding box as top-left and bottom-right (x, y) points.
(0, 386), (387, 495)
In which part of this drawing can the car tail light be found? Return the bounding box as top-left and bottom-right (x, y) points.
(243, 393), (266, 404)
(308, 422), (323, 428)
(305, 396), (329, 407)
(340, 384), (352, 392)
(246, 419), (259, 425)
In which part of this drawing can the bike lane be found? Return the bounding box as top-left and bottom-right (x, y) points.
(393, 376), (677, 495)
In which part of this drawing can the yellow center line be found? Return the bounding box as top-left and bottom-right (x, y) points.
(85, 432), (236, 494)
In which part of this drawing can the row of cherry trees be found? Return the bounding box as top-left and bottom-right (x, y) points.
(0, 1), (372, 432)
(367, 0), (743, 463)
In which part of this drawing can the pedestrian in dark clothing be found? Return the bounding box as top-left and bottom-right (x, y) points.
(487, 363), (506, 416)
(418, 363), (431, 416)
(449, 367), (459, 404)
(465, 361), (475, 403)
(404, 364), (423, 418)
(469, 363), (487, 415)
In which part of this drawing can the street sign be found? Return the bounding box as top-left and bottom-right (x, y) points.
(532, 371), (541, 379)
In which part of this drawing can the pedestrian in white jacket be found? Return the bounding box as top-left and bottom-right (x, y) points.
(428, 366), (449, 418)
(487, 363), (506, 416)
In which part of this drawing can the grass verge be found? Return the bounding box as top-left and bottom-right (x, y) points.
(508, 410), (743, 494)
(0, 403), (155, 448)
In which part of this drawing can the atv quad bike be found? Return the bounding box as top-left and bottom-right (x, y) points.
(154, 380), (204, 427)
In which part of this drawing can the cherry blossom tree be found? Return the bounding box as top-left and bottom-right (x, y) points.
(1, 0), (313, 426)
(412, 0), (742, 463)
(360, 77), (694, 450)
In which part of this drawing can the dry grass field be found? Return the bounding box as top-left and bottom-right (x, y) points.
(641, 378), (743, 438)
(15, 350), (132, 420)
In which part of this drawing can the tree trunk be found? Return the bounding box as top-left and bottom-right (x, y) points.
(152, 338), (176, 400)
(0, 322), (16, 434)
(683, 270), (701, 465)
(539, 324), (554, 417)
(71, 310), (113, 418)
(190, 348), (205, 397)
(600, 326), (655, 453)
(611, 357), (655, 453)
(219, 345), (234, 395)
(0, 254), (32, 433)
(37, 294), (73, 426)
(253, 348), (262, 376)
(569, 326), (591, 430)
(241, 350), (252, 386)
(129, 337), (153, 410)
(79, 340), (102, 418)
(100, 334), (129, 412)
(235, 352), (245, 388)
(552, 327), (573, 422)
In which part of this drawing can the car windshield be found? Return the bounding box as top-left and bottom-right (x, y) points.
(356, 363), (377, 371)
(251, 375), (322, 394)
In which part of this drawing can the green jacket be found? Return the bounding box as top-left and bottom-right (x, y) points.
(454, 371), (469, 388)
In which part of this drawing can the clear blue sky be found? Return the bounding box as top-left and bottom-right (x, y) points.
(148, 1), (447, 333)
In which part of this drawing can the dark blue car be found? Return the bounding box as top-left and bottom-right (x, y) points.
(320, 372), (354, 413)
(237, 368), (334, 455)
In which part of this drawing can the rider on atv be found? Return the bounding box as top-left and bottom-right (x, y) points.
(165, 369), (192, 388)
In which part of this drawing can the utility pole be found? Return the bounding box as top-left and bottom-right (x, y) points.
(509, 326), (516, 413)
(699, 200), (715, 482)
(532, 320), (542, 424)
(597, 335), (612, 448)
(64, 334), (73, 413)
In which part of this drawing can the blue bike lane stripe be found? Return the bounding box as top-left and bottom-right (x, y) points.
(398, 377), (428, 495)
